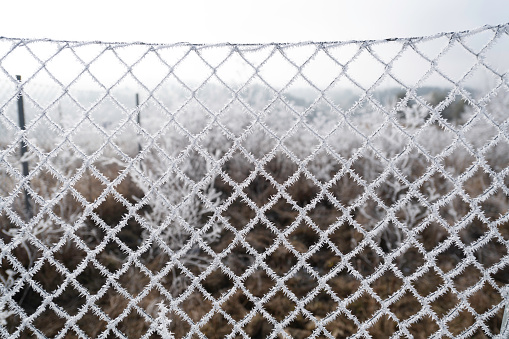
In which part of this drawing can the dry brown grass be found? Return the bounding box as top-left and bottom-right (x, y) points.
(1, 152), (508, 338)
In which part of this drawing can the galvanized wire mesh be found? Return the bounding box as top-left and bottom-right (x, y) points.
(1, 23), (509, 338)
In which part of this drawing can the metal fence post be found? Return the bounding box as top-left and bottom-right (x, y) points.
(16, 75), (32, 219)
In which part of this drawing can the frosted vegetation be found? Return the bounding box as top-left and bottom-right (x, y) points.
(1, 81), (508, 337)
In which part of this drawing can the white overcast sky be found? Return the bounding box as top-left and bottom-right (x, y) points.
(0, 0), (508, 44)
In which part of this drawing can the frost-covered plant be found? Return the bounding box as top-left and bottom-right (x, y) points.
(131, 141), (224, 291)
(0, 269), (15, 326)
(347, 102), (438, 252)
(2, 142), (86, 281)
(0, 303), (12, 327)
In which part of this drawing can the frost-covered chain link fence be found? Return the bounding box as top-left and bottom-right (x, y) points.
(1, 23), (509, 338)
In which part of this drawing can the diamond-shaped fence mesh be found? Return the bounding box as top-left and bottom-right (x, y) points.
(1, 23), (509, 338)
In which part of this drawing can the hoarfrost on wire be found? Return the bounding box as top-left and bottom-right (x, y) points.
(0, 23), (508, 337)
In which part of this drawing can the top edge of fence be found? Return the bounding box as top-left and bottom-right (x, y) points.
(0, 22), (508, 50)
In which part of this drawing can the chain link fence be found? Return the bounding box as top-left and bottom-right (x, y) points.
(1, 23), (509, 338)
